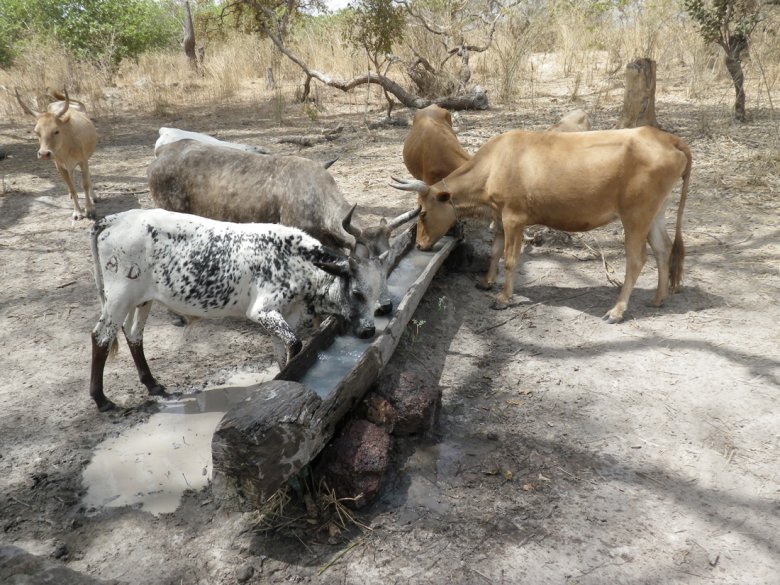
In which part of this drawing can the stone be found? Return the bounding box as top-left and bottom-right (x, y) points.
(379, 371), (442, 436)
(317, 419), (391, 508)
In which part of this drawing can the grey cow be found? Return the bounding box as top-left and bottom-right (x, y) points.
(148, 139), (417, 312)
(89, 208), (387, 411)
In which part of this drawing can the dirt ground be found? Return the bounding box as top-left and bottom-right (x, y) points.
(1, 67), (779, 585)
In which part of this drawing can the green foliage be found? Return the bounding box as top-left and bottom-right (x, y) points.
(0, 0), (179, 67)
(683, 0), (761, 47)
(0, 0), (32, 66)
(342, 0), (405, 68)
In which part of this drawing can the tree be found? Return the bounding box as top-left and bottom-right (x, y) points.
(683, 0), (763, 121)
(397, 0), (522, 98)
(0, 0), (179, 68)
(220, 0), (490, 110)
(343, 0), (406, 115)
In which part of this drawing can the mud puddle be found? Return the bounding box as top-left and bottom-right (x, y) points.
(81, 370), (277, 515)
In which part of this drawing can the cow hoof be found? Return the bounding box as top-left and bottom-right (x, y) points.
(491, 300), (509, 311)
(97, 399), (117, 412)
(148, 384), (168, 397)
(86, 210), (96, 220)
(475, 281), (494, 291)
(602, 312), (623, 324)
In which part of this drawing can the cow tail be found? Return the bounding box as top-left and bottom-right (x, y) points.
(669, 138), (691, 292)
(90, 217), (119, 357)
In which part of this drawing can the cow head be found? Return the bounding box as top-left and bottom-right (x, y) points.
(314, 249), (390, 339)
(15, 88), (72, 161)
(415, 104), (453, 128)
(390, 177), (456, 251)
(341, 205), (420, 315)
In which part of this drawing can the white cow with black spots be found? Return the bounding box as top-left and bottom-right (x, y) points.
(89, 208), (387, 411)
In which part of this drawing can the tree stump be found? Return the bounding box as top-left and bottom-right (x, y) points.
(617, 58), (658, 129)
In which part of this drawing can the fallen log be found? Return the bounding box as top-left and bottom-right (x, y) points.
(211, 227), (457, 509)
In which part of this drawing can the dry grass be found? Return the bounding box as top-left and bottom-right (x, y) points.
(1, 6), (777, 123)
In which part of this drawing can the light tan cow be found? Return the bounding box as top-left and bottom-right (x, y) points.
(547, 108), (592, 132)
(16, 89), (97, 220)
(391, 126), (692, 323)
(45, 89), (88, 114)
(402, 104), (471, 185)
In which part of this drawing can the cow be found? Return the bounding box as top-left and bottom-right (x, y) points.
(45, 89), (88, 114)
(547, 109), (593, 132)
(391, 126), (692, 323)
(15, 89), (97, 220)
(154, 127), (269, 156)
(402, 104), (471, 185)
(89, 208), (388, 411)
(149, 139), (419, 314)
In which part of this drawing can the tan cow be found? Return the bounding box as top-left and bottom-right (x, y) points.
(391, 126), (692, 323)
(45, 89), (88, 115)
(547, 108), (592, 132)
(16, 89), (97, 220)
(402, 104), (471, 185)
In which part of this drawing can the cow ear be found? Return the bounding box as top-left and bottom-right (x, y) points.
(435, 191), (452, 203)
(313, 257), (351, 279)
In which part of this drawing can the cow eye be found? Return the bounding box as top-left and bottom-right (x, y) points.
(54, 130), (60, 135)
(351, 289), (366, 302)
(420, 211), (427, 219)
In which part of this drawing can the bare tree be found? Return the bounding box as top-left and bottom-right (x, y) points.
(398, 0), (523, 98)
(221, 0), (490, 110)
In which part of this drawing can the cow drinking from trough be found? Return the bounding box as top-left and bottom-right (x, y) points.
(392, 126), (692, 322)
(89, 209), (387, 411)
(149, 139), (418, 314)
(15, 89), (97, 220)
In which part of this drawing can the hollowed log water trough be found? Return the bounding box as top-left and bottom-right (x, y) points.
(211, 226), (458, 509)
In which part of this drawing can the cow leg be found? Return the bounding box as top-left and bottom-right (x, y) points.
(123, 302), (167, 397)
(90, 311), (124, 411)
(251, 309), (302, 366)
(604, 226), (649, 323)
(79, 159), (96, 219)
(494, 219), (525, 310)
(90, 332), (117, 412)
(647, 210), (673, 307)
(54, 161), (85, 220)
(478, 219), (504, 291)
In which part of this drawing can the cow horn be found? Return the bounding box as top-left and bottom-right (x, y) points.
(386, 206), (421, 231)
(389, 177), (429, 195)
(14, 88), (39, 117)
(342, 204), (363, 239)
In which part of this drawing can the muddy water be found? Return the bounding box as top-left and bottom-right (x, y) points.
(81, 370), (277, 515)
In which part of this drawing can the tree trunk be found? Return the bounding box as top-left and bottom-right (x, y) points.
(722, 36), (748, 122)
(182, 0), (197, 71)
(617, 58), (658, 129)
(264, 67), (275, 90)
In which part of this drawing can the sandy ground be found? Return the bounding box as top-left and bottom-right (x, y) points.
(1, 67), (779, 585)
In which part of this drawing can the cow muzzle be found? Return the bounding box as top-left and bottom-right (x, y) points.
(38, 150), (52, 160)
